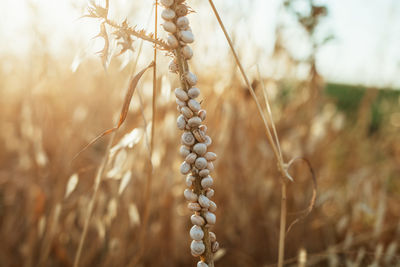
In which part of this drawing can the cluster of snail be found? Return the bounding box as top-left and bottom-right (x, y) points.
(160, 0), (218, 266)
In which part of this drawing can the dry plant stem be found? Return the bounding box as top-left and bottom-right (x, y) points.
(207, 0), (289, 265)
(278, 182), (287, 267)
(74, 131), (117, 267)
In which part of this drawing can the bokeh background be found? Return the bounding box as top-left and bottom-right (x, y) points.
(0, 0), (399, 266)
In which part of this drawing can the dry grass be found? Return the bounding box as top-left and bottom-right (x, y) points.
(0, 1), (400, 267)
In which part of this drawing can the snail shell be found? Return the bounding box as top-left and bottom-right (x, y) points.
(199, 125), (207, 133)
(198, 195), (210, 208)
(193, 143), (207, 156)
(180, 145), (190, 158)
(180, 30), (194, 43)
(199, 169), (210, 177)
(197, 261), (208, 267)
(201, 176), (213, 189)
(193, 129), (206, 142)
(167, 34), (179, 48)
(191, 214), (205, 226)
(176, 16), (190, 29)
(175, 4), (188, 17)
(161, 0), (174, 7)
(161, 8), (175, 20)
(186, 174), (196, 187)
(175, 88), (189, 101)
(177, 115), (186, 130)
(169, 60), (178, 73)
(184, 188), (198, 202)
(205, 188), (214, 198)
(204, 152), (217, 161)
(181, 106), (194, 119)
(188, 99), (201, 112)
(176, 98), (186, 108)
(181, 131), (195, 146)
(206, 162), (214, 172)
(182, 45), (193, 59)
(190, 240), (205, 256)
(190, 225), (204, 241)
(188, 87), (200, 98)
(188, 116), (202, 127)
(209, 231), (216, 242)
(209, 200), (217, 212)
(204, 211), (216, 225)
(188, 202), (201, 211)
(180, 161), (191, 175)
(185, 72), (198, 86)
(162, 21), (177, 33)
(194, 157), (207, 169)
(212, 241), (219, 253)
(204, 135), (212, 146)
(185, 153), (197, 164)
(198, 110), (206, 121)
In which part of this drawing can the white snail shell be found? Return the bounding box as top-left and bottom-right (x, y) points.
(188, 116), (202, 127)
(175, 88), (189, 101)
(191, 214), (205, 226)
(180, 145), (190, 158)
(182, 45), (193, 59)
(199, 169), (210, 177)
(194, 157), (207, 169)
(177, 115), (186, 130)
(181, 131), (195, 146)
(188, 87), (200, 98)
(180, 161), (191, 175)
(162, 21), (177, 33)
(205, 188), (214, 198)
(180, 30), (194, 43)
(198, 110), (206, 121)
(188, 99), (201, 112)
(201, 176), (213, 189)
(193, 129), (206, 142)
(209, 232), (216, 242)
(193, 143), (207, 156)
(197, 261), (209, 267)
(176, 16), (190, 28)
(188, 202), (201, 211)
(212, 241), (219, 253)
(204, 152), (217, 161)
(161, 8), (176, 20)
(185, 153), (197, 164)
(181, 106), (194, 119)
(204, 211), (216, 225)
(161, 0), (174, 7)
(190, 240), (205, 256)
(186, 174), (196, 187)
(175, 4), (188, 17)
(184, 189), (198, 202)
(167, 34), (179, 48)
(185, 72), (198, 86)
(199, 125), (207, 133)
(198, 195), (210, 208)
(206, 161), (214, 172)
(204, 135), (212, 146)
(176, 98), (186, 108)
(209, 200), (217, 212)
(190, 225), (204, 241)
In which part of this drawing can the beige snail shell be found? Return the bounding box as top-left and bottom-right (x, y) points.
(198, 195), (211, 208)
(185, 72), (198, 86)
(177, 115), (186, 130)
(188, 99), (201, 112)
(204, 211), (216, 225)
(167, 34), (179, 48)
(209, 200), (217, 212)
(209, 231), (216, 242)
(212, 241), (219, 253)
(175, 4), (188, 17)
(194, 157), (207, 169)
(162, 21), (177, 33)
(176, 16), (189, 28)
(181, 106), (194, 119)
(193, 143), (207, 156)
(198, 110), (206, 121)
(185, 153), (197, 164)
(193, 129), (207, 143)
(197, 261), (208, 267)
(205, 188), (214, 198)
(188, 116), (202, 127)
(161, 0), (174, 7)
(180, 30), (194, 43)
(204, 135), (212, 146)
(206, 161), (214, 172)
(188, 202), (201, 211)
(190, 225), (204, 241)
(180, 161), (191, 175)
(182, 45), (193, 59)
(204, 152), (217, 161)
(180, 145), (190, 158)
(176, 98), (186, 108)
(199, 169), (210, 177)
(191, 214), (205, 226)
(181, 131), (195, 146)
(201, 176), (213, 189)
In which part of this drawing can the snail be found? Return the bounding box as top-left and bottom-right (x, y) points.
(177, 115), (186, 130)
(176, 16), (190, 29)
(204, 211), (216, 225)
(191, 214), (205, 226)
(181, 106), (194, 119)
(188, 87), (200, 98)
(204, 152), (217, 161)
(162, 21), (177, 33)
(184, 189), (198, 202)
(161, 8), (176, 20)
(180, 161), (191, 175)
(193, 143), (207, 156)
(167, 34), (179, 48)
(205, 188), (214, 198)
(182, 45), (193, 59)
(199, 169), (210, 177)
(198, 110), (206, 121)
(160, 0), (174, 7)
(198, 194), (210, 208)
(175, 88), (189, 101)
(188, 116), (202, 127)
(190, 240), (205, 256)
(197, 261), (208, 267)
(175, 4), (188, 17)
(181, 131), (195, 146)
(180, 145), (190, 158)
(209, 200), (217, 212)
(185, 153), (197, 164)
(185, 72), (198, 86)
(190, 225), (204, 241)
(194, 157), (207, 169)
(201, 176), (213, 189)
(188, 99), (201, 112)
(188, 202), (201, 212)
(180, 30), (194, 43)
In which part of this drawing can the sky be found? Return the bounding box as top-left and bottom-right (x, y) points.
(1, 0), (399, 88)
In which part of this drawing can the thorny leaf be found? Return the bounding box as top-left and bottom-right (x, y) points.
(285, 157), (317, 235)
(86, 0), (108, 19)
(94, 22), (110, 70)
(72, 61), (155, 161)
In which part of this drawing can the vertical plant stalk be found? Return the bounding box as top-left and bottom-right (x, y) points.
(161, 0), (219, 266)
(206, 1), (291, 266)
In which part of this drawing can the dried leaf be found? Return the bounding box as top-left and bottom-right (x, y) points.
(65, 173), (79, 198)
(118, 170), (132, 195)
